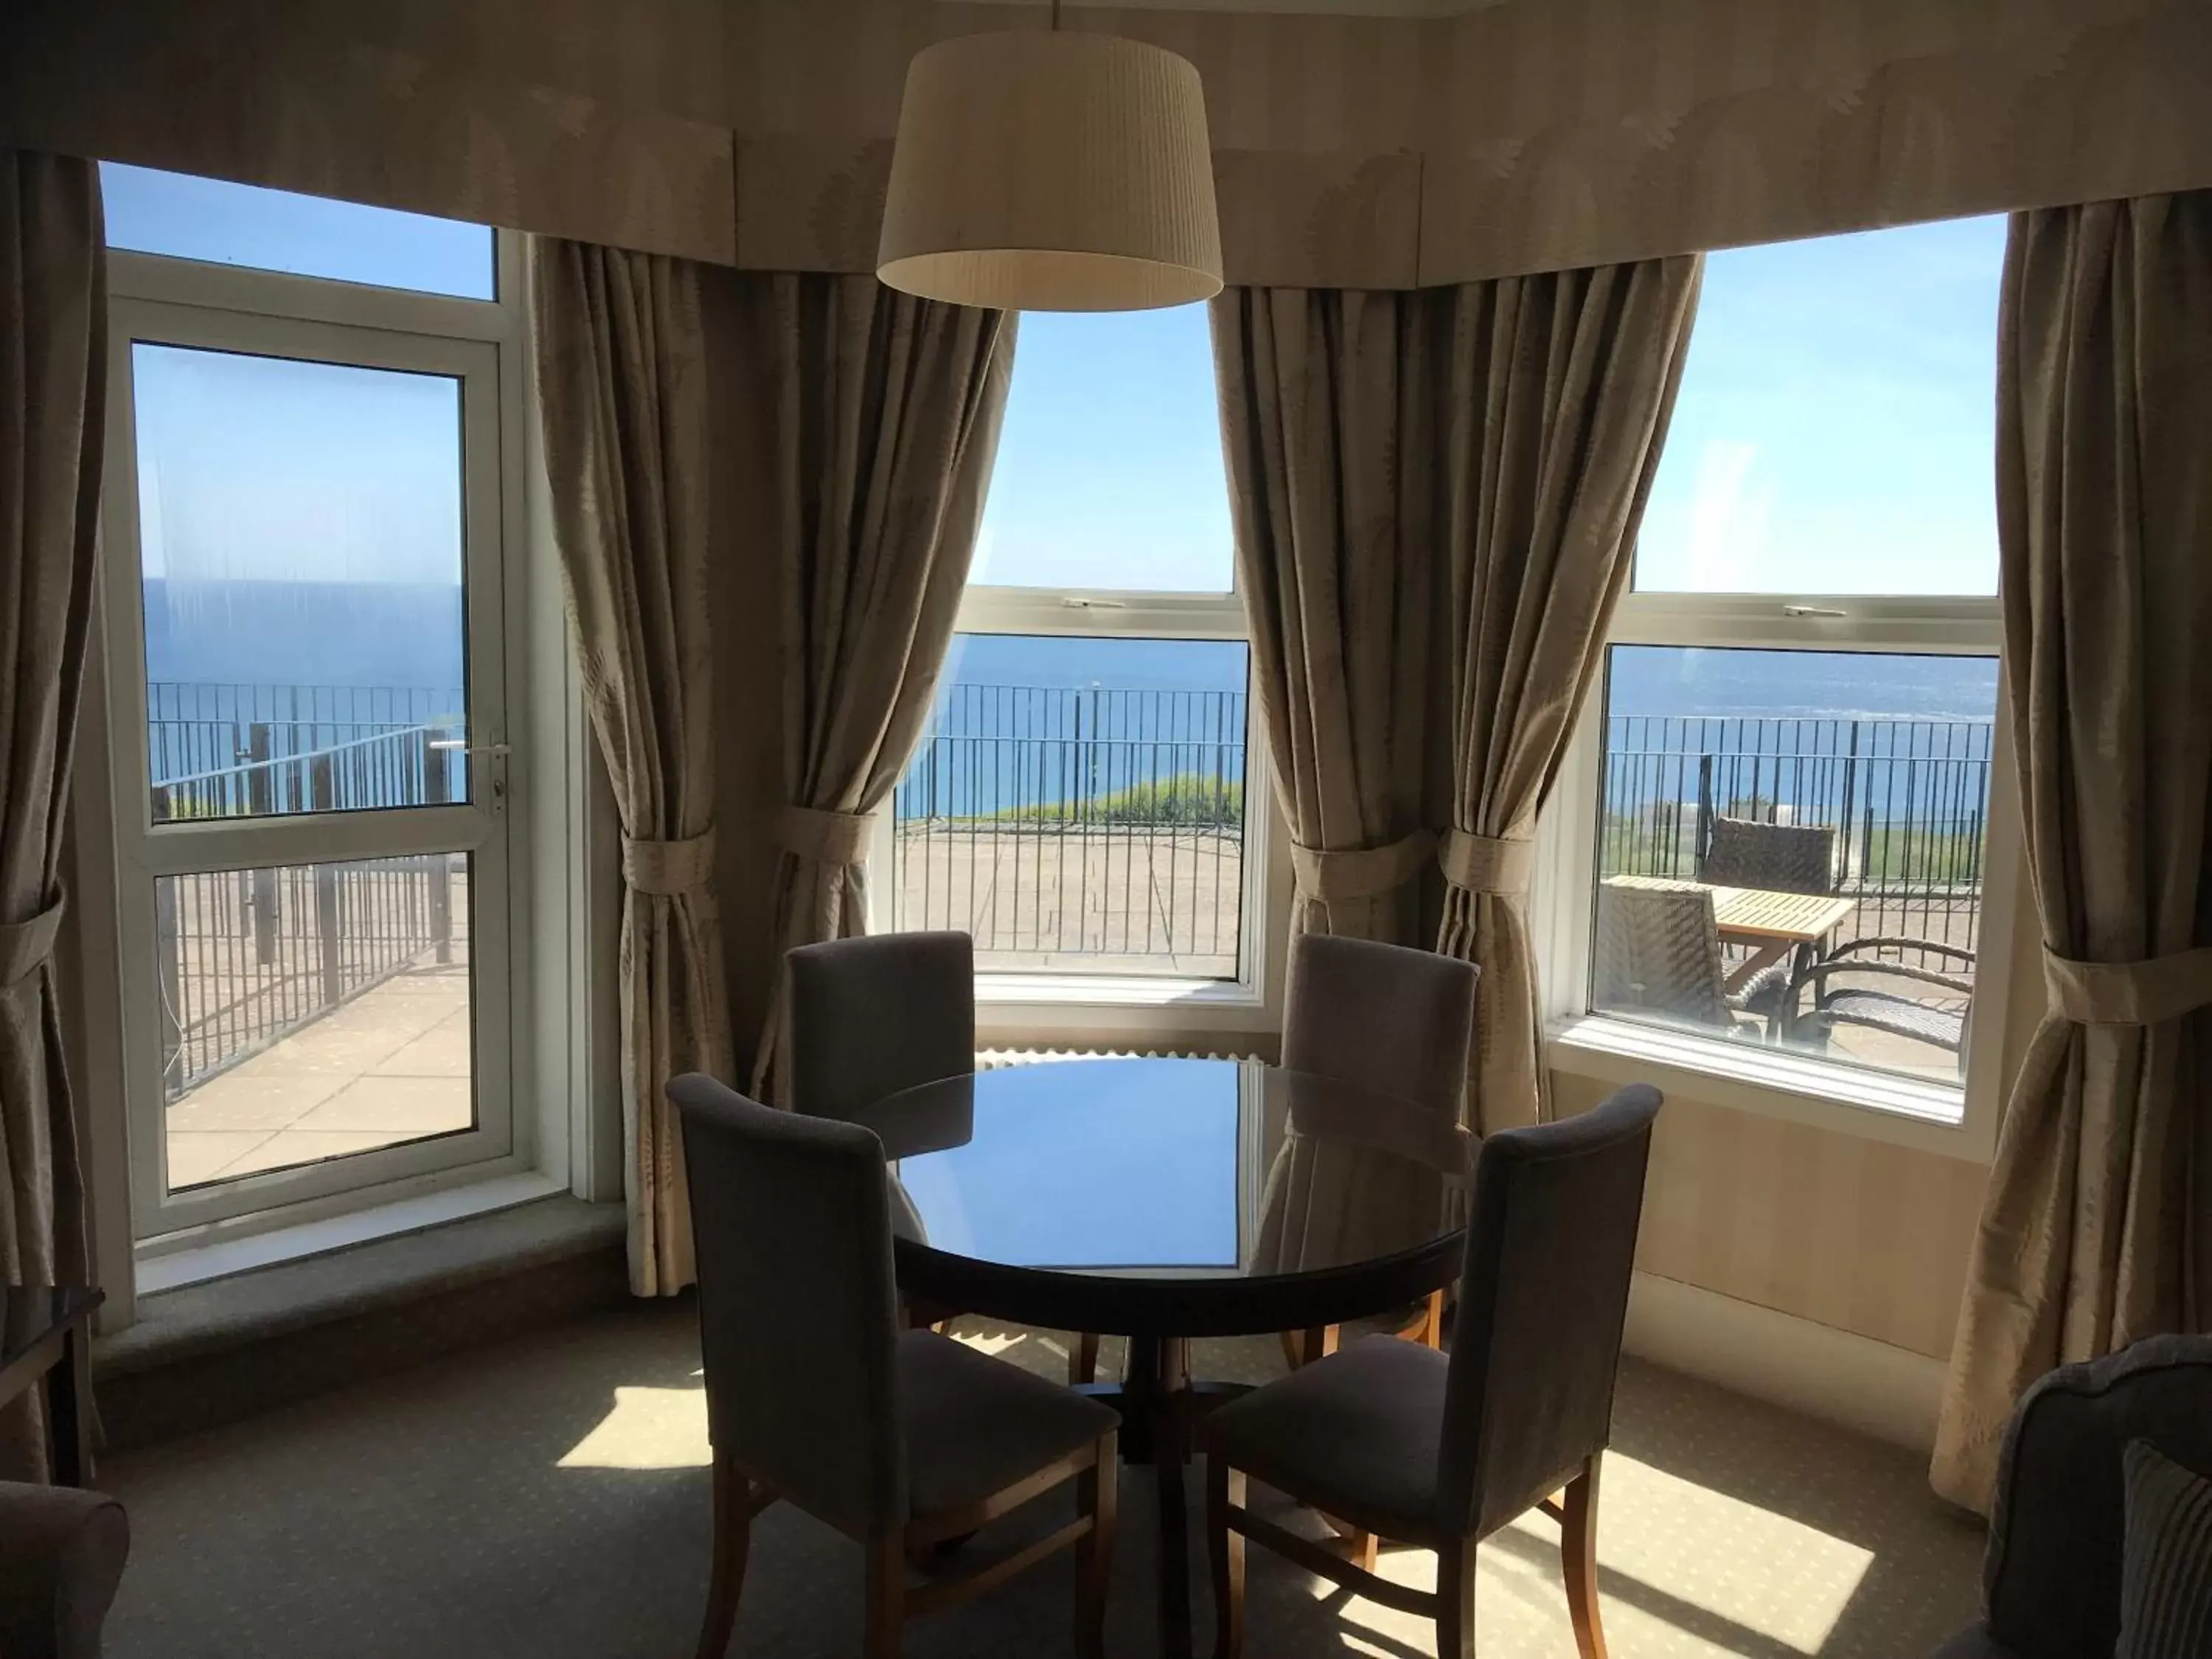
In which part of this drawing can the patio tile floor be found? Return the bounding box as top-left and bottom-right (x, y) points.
(164, 958), (475, 1192)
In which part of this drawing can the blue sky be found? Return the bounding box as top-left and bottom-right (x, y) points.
(103, 163), (2003, 602)
(1635, 214), (2005, 596)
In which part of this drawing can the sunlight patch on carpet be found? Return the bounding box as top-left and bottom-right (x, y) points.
(557, 1385), (709, 1471)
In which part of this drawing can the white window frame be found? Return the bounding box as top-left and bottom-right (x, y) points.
(88, 231), (568, 1256)
(867, 579), (1286, 1046)
(1535, 591), (2023, 1161)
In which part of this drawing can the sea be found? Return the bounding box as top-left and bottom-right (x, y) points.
(142, 581), (2000, 819)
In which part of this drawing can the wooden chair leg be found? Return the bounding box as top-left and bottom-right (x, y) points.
(1281, 1324), (1342, 1371)
(1323, 1516), (1378, 1572)
(1561, 1453), (1609, 1659)
(865, 1534), (907, 1659)
(1074, 1433), (1118, 1659)
(1435, 1535), (1478, 1659)
(1070, 1331), (1100, 1387)
(1206, 1458), (1246, 1659)
(1417, 1290), (1445, 1349)
(695, 1452), (753, 1659)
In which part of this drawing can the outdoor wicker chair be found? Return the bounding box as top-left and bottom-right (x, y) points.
(1696, 815), (1839, 895)
(1779, 939), (1976, 1071)
(1692, 816), (1843, 1018)
(1593, 883), (1763, 1034)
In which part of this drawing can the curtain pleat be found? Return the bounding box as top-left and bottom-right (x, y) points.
(1214, 260), (1700, 1134)
(0, 150), (105, 1478)
(1210, 290), (1439, 947)
(1931, 191), (2212, 1514)
(532, 238), (734, 1296)
(1430, 259), (1703, 1134)
(745, 275), (1012, 1103)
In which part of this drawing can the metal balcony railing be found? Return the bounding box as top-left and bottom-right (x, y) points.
(1599, 714), (1994, 959)
(146, 683), (470, 1099)
(891, 683), (1250, 971)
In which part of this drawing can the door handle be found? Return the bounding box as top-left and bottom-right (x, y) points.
(429, 740), (512, 757)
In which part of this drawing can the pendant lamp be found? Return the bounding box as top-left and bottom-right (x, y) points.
(876, 15), (1223, 312)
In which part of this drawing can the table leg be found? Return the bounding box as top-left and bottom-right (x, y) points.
(1722, 938), (1790, 995)
(1124, 1334), (1196, 1659)
(46, 1312), (94, 1487)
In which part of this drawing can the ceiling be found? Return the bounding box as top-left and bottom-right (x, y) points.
(967, 1), (1506, 16)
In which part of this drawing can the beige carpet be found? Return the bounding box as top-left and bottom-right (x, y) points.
(102, 1300), (1984, 1658)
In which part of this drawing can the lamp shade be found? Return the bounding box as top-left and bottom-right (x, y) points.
(877, 31), (1223, 312)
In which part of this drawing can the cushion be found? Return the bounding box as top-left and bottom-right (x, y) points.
(1203, 1335), (1449, 1540)
(2116, 1440), (2212, 1659)
(898, 1329), (1119, 1521)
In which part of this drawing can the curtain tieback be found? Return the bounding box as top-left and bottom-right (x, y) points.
(0, 892), (66, 993)
(2043, 944), (2212, 1026)
(1439, 830), (1534, 896)
(622, 829), (717, 897)
(1289, 830), (1436, 903)
(776, 805), (877, 866)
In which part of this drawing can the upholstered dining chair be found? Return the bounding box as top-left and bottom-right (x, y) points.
(1202, 1082), (1663, 1659)
(785, 930), (975, 1121)
(787, 930), (978, 1337)
(1276, 933), (1480, 1364)
(670, 1074), (1120, 1659)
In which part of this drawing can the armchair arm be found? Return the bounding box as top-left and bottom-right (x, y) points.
(1777, 958), (1975, 1039)
(0, 1483), (129, 1659)
(1826, 936), (1979, 970)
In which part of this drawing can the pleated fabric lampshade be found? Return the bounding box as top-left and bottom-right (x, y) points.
(877, 30), (1224, 313)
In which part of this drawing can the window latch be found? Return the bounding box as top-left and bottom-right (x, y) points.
(1781, 605), (1848, 619)
(1060, 596), (1128, 610)
(429, 740), (512, 757)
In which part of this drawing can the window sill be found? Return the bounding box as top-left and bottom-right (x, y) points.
(975, 972), (1265, 1012)
(1546, 1014), (1988, 1161)
(972, 970), (1276, 1048)
(133, 1169), (570, 1296)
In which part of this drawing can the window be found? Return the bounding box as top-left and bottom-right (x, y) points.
(95, 167), (528, 1244)
(100, 163), (496, 299)
(880, 305), (1263, 999)
(1551, 216), (2011, 1116)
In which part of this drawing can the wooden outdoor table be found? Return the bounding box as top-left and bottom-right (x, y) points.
(1606, 874), (1857, 992)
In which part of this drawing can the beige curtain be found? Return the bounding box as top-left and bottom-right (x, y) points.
(1216, 262), (1701, 1134)
(532, 239), (734, 1297)
(1932, 192), (2212, 1514)
(0, 152), (104, 1478)
(1211, 291), (1441, 947)
(1430, 260), (1703, 1134)
(746, 275), (1013, 1101)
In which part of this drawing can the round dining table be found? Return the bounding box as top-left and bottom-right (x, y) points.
(850, 1055), (1473, 1659)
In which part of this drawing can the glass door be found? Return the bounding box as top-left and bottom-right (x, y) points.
(104, 300), (515, 1238)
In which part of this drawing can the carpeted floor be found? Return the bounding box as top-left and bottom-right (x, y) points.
(102, 1300), (1985, 1658)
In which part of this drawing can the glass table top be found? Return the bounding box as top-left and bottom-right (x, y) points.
(852, 1057), (1472, 1284)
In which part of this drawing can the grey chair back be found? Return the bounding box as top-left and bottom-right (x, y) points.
(1436, 1082), (1661, 1540)
(670, 1073), (905, 1540)
(1980, 1334), (2212, 1659)
(1593, 884), (1728, 1027)
(787, 930), (975, 1119)
(1282, 933), (1480, 1117)
(1699, 815), (1836, 894)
